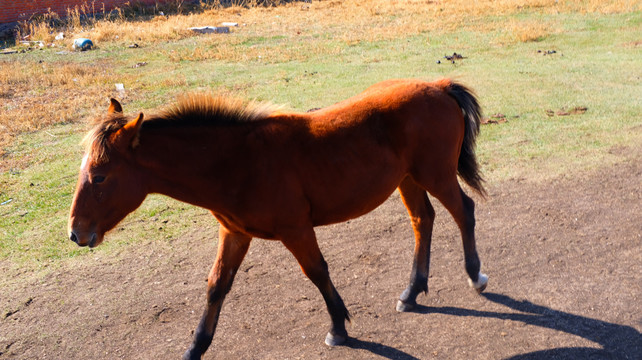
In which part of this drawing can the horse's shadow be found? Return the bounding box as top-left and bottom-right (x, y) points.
(344, 338), (420, 360)
(342, 292), (641, 360)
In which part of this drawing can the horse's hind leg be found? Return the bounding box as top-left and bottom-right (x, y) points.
(396, 177), (436, 312)
(183, 225), (251, 360)
(432, 181), (488, 293)
(281, 227), (351, 346)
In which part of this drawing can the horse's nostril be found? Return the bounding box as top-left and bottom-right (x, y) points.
(69, 232), (79, 244)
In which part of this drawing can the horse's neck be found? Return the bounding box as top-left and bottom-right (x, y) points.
(134, 127), (230, 208)
(133, 115), (310, 210)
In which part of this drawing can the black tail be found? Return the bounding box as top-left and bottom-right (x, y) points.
(445, 81), (487, 197)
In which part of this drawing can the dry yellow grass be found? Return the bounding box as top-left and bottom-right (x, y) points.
(32, 0), (634, 61)
(0, 61), (137, 155)
(19, 0), (641, 47)
(505, 19), (557, 43)
(163, 34), (343, 63)
(10, 0), (640, 55)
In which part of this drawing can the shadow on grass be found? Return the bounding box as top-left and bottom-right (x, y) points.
(339, 292), (640, 359)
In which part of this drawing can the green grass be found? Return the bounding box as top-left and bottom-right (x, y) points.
(1, 8), (641, 272)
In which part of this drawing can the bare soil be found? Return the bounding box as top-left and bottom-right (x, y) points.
(1, 149), (641, 359)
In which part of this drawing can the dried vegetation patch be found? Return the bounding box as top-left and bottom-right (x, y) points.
(1, 0), (639, 156)
(0, 61), (137, 156)
(12, 0), (640, 50)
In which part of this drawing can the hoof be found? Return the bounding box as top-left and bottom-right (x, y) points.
(396, 299), (416, 312)
(468, 272), (488, 294)
(325, 332), (347, 346)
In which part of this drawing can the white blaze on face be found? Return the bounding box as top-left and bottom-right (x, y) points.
(80, 154), (89, 171)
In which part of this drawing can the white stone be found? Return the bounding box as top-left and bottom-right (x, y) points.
(188, 26), (230, 34)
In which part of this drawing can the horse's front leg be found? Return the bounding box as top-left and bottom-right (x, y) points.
(281, 227), (351, 346)
(183, 226), (251, 360)
(396, 177), (436, 312)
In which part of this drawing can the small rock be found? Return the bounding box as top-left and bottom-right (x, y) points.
(569, 106), (587, 115)
(188, 26), (230, 34)
(444, 52), (465, 61)
(55, 32), (64, 40)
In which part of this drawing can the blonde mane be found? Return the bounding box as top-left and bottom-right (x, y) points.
(83, 94), (282, 164)
(82, 113), (129, 164)
(157, 93), (281, 126)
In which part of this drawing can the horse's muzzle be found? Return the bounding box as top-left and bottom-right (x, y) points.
(69, 231), (80, 245)
(68, 231), (99, 248)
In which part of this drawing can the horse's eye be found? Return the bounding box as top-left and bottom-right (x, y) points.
(92, 175), (106, 184)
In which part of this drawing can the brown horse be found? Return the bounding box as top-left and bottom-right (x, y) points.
(68, 78), (488, 359)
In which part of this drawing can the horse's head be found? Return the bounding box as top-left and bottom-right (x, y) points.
(68, 99), (147, 248)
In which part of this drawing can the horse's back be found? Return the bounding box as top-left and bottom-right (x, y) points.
(311, 78), (455, 116)
(304, 78), (465, 164)
(301, 79), (462, 135)
(288, 79), (465, 226)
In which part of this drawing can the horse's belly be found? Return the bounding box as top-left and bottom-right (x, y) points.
(308, 172), (403, 226)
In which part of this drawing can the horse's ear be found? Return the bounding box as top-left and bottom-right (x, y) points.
(108, 98), (123, 114)
(112, 113), (144, 151)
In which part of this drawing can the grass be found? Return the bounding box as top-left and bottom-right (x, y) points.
(0, 0), (641, 272)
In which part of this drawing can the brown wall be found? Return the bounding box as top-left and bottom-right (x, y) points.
(0, 0), (160, 23)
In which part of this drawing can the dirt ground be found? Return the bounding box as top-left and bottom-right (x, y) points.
(1, 148), (641, 360)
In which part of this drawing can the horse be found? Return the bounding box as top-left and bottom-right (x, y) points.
(68, 78), (488, 359)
